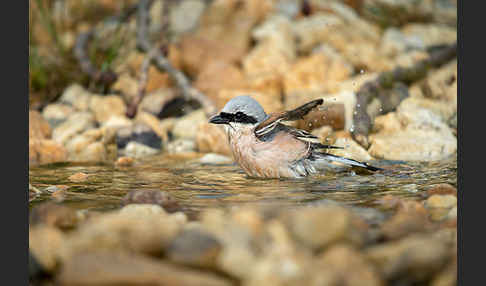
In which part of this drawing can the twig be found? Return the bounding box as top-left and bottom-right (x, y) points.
(351, 42), (457, 148)
(73, 2), (142, 86)
(136, 0), (218, 117)
(126, 46), (159, 118)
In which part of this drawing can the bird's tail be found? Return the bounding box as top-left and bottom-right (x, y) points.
(313, 152), (383, 172)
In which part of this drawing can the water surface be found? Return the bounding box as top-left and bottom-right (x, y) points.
(29, 153), (457, 218)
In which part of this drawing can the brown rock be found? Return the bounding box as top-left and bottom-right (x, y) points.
(426, 195), (457, 209)
(295, 102), (345, 131)
(121, 190), (181, 213)
(314, 244), (384, 286)
(89, 95), (127, 123)
(167, 229), (222, 268)
(196, 122), (232, 156)
(60, 205), (183, 258)
(29, 225), (65, 272)
(194, 61), (248, 101)
(285, 206), (367, 251)
(57, 251), (233, 286)
(179, 35), (242, 78)
(29, 139), (68, 166)
(365, 234), (451, 282)
(30, 202), (78, 230)
(283, 48), (353, 95)
(380, 200), (433, 240)
(115, 156), (134, 167)
(41, 103), (74, 128)
(68, 172), (90, 182)
(59, 84), (91, 111)
(29, 110), (51, 140)
(52, 112), (96, 145)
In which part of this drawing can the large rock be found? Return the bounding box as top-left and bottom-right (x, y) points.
(57, 251), (232, 286)
(172, 109), (208, 140)
(89, 95), (127, 123)
(41, 103), (74, 129)
(59, 84), (91, 111)
(368, 98), (457, 161)
(313, 244), (384, 286)
(29, 110), (67, 165)
(283, 45), (353, 95)
(64, 128), (115, 162)
(196, 122), (232, 156)
(29, 110), (51, 140)
(52, 112), (96, 145)
(59, 204), (184, 259)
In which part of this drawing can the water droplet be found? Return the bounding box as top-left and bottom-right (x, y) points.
(353, 111), (357, 115)
(350, 171), (356, 176)
(308, 123), (312, 127)
(357, 104), (360, 108)
(360, 69), (365, 74)
(379, 108), (383, 112)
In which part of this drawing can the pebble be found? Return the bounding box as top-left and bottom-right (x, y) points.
(68, 172), (89, 182)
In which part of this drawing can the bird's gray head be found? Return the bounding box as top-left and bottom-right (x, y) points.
(209, 96), (268, 126)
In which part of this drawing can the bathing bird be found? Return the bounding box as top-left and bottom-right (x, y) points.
(209, 95), (382, 178)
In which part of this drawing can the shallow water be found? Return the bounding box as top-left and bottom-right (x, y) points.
(29, 152), (457, 219)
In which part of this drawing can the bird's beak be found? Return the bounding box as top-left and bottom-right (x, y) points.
(209, 114), (229, 125)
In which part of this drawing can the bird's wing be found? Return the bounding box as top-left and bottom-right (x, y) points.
(255, 99), (324, 138)
(254, 99), (342, 150)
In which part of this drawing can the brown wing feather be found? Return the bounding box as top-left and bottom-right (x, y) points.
(255, 99), (324, 136)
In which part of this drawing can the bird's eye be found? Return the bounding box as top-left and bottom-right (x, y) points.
(235, 112), (244, 120)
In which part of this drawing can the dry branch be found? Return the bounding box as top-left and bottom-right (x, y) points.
(135, 0), (218, 117)
(351, 42), (457, 148)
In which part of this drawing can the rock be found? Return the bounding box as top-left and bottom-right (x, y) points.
(121, 190), (181, 213)
(89, 95), (127, 123)
(68, 172), (89, 182)
(59, 84), (91, 111)
(137, 89), (179, 118)
(194, 61), (248, 103)
(380, 200), (433, 241)
(60, 205), (183, 258)
(29, 110), (51, 140)
(380, 27), (425, 57)
(172, 109), (207, 140)
(169, 0), (206, 35)
(244, 220), (315, 286)
(295, 102), (345, 131)
(426, 195), (457, 209)
(179, 35), (242, 78)
(135, 112), (174, 142)
(51, 112), (96, 145)
(196, 122), (232, 156)
(284, 206), (366, 251)
(167, 139), (197, 154)
(122, 141), (160, 158)
(101, 115), (133, 130)
(115, 156), (134, 167)
(283, 45), (353, 95)
(313, 244), (384, 286)
(292, 13), (343, 53)
(198, 153), (233, 165)
(368, 98), (457, 161)
(29, 225), (65, 272)
(116, 123), (162, 150)
(167, 229), (222, 268)
(365, 234), (451, 282)
(41, 103), (74, 128)
(29, 139), (67, 166)
(64, 128), (113, 162)
(57, 251), (232, 286)
(402, 24), (457, 48)
(328, 137), (373, 161)
(111, 72), (139, 101)
(29, 202), (78, 230)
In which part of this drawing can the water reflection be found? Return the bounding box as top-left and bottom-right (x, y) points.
(29, 153), (457, 214)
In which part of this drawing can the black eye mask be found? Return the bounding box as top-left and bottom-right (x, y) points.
(220, 112), (258, 124)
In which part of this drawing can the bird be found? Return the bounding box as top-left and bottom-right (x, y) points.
(209, 95), (383, 179)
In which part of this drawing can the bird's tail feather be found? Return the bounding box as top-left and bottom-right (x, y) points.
(314, 152), (383, 171)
